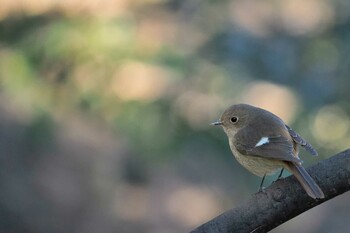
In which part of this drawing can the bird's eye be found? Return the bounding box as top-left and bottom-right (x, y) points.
(230, 116), (238, 123)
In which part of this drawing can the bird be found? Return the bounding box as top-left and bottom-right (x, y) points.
(211, 103), (324, 199)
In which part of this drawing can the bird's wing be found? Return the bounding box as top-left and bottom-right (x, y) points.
(285, 125), (318, 156)
(233, 126), (302, 164)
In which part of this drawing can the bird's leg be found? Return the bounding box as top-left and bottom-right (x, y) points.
(259, 174), (266, 192)
(272, 168), (284, 184)
(277, 168), (284, 179)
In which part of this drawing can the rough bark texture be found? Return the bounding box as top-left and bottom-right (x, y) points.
(191, 149), (350, 233)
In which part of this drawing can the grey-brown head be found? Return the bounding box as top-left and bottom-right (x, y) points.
(211, 104), (263, 136)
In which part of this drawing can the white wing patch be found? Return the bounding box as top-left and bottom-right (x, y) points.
(255, 137), (270, 147)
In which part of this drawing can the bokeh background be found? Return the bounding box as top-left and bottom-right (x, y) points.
(0, 0), (350, 232)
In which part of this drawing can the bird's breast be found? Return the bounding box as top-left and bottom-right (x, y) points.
(228, 140), (285, 177)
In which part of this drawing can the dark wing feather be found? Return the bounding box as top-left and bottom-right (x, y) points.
(286, 125), (318, 156)
(233, 126), (302, 164)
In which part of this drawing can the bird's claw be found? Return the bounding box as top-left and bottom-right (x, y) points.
(258, 187), (266, 193)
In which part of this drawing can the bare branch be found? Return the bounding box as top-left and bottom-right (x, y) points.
(191, 149), (350, 233)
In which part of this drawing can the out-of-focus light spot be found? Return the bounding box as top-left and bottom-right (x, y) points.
(113, 184), (150, 221)
(165, 186), (221, 227)
(174, 91), (223, 129)
(230, 0), (274, 37)
(279, 0), (334, 35)
(0, 0), (134, 19)
(312, 105), (350, 144)
(242, 81), (298, 124)
(136, 16), (177, 51)
(111, 61), (173, 102)
(229, 0), (334, 37)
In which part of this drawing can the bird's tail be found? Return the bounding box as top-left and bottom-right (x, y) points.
(285, 162), (325, 199)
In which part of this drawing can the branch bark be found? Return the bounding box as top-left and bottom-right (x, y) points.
(191, 149), (350, 233)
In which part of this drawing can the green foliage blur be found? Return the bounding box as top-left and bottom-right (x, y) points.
(0, 1), (350, 233)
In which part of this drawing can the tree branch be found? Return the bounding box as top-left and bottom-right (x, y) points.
(191, 149), (350, 233)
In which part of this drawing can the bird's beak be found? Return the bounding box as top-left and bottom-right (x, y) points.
(210, 120), (223, 126)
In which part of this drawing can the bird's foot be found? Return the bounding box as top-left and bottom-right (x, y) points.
(258, 186), (266, 193)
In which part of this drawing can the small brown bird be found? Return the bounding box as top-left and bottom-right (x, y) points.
(212, 104), (324, 199)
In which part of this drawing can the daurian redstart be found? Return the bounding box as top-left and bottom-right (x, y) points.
(212, 104), (324, 199)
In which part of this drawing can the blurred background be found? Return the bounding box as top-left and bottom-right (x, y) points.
(0, 0), (350, 232)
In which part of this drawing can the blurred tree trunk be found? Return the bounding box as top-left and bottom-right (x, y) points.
(191, 149), (350, 233)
